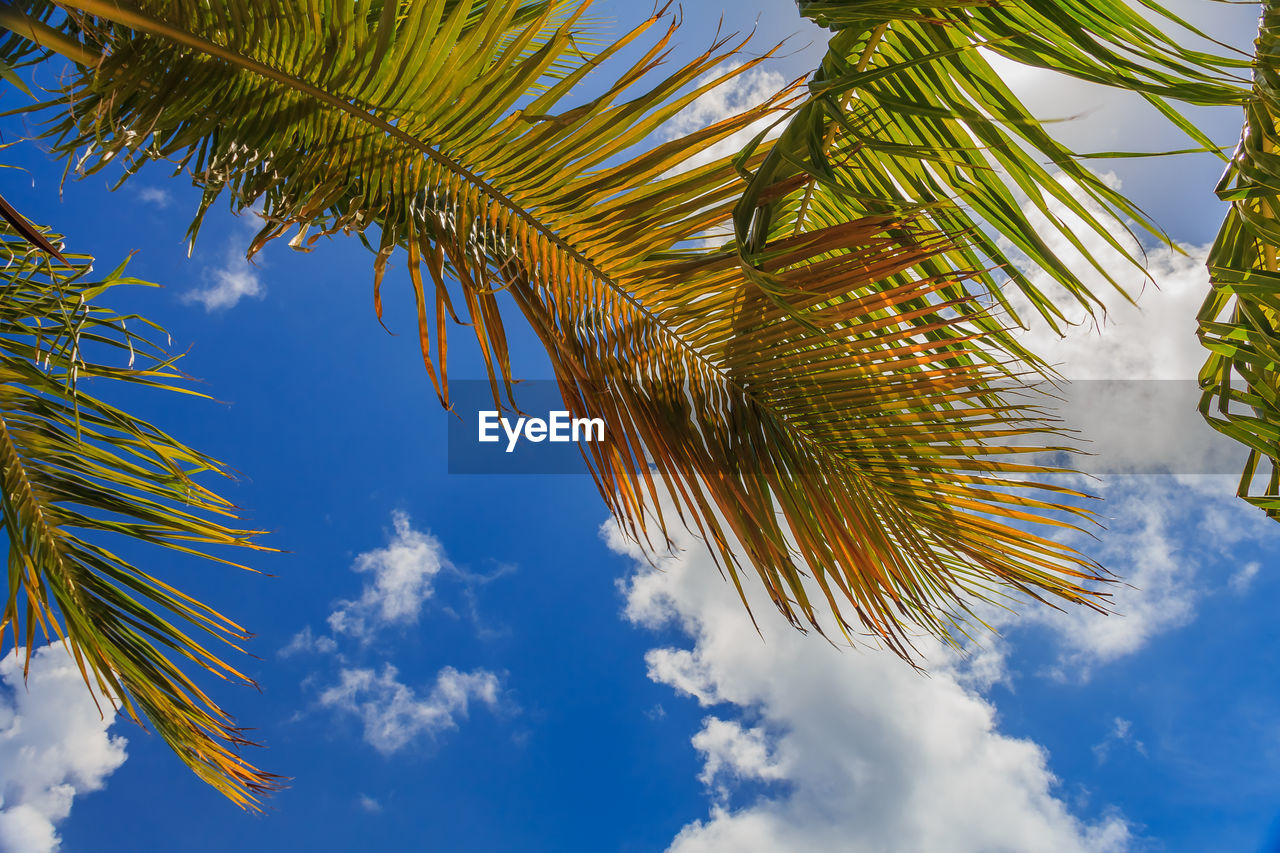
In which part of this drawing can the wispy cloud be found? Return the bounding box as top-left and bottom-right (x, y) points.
(283, 511), (506, 655)
(1093, 717), (1147, 766)
(0, 647), (128, 853)
(134, 186), (172, 209)
(318, 664), (501, 755)
(183, 212), (270, 312)
(1229, 561), (1262, 595)
(278, 626), (338, 658)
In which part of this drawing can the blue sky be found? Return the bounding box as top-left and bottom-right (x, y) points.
(2, 2), (1280, 852)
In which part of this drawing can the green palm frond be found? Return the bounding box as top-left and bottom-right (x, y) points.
(6, 0), (1126, 660)
(0, 219), (278, 807)
(737, 0), (1246, 366)
(1200, 1), (1280, 519)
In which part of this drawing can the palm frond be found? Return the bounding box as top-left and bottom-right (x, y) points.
(737, 0), (1246, 367)
(15, 1), (1131, 660)
(0, 219), (278, 807)
(1199, 1), (1280, 519)
(0, 192), (68, 260)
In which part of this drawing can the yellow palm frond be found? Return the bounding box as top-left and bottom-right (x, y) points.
(26, 0), (1112, 650)
(0, 0), (1245, 802)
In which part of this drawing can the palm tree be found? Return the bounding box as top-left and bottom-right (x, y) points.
(0, 0), (1256, 804)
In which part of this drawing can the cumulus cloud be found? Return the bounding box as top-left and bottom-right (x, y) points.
(959, 173), (1277, 671)
(0, 647), (128, 853)
(607, 19), (1266, 853)
(967, 166), (1255, 485)
(613, 522), (1131, 853)
(281, 512), (454, 654)
(317, 664), (500, 755)
(591, 149), (1275, 848)
(606, 453), (1275, 848)
(328, 511), (448, 639)
(1029, 479), (1188, 669)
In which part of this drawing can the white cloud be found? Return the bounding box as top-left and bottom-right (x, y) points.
(278, 626), (338, 658)
(970, 174), (1275, 671)
(328, 511), (447, 639)
(612, 522), (1131, 853)
(978, 169), (1250, 482)
(357, 794), (382, 814)
(0, 647), (128, 853)
(980, 1), (1255, 240)
(1036, 478), (1197, 668)
(692, 717), (787, 793)
(317, 664), (500, 755)
(1092, 718), (1146, 766)
(1031, 475), (1276, 675)
(667, 67), (1237, 480)
(1002, 173), (1213, 383)
(663, 63), (788, 174)
(982, 52), (1190, 162)
(657, 63), (790, 247)
(184, 225), (265, 311)
(606, 457), (1275, 849)
(286, 516), (511, 758)
(1229, 561), (1262, 594)
(603, 94), (1273, 839)
(613, 28), (1271, 852)
(135, 186), (172, 208)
